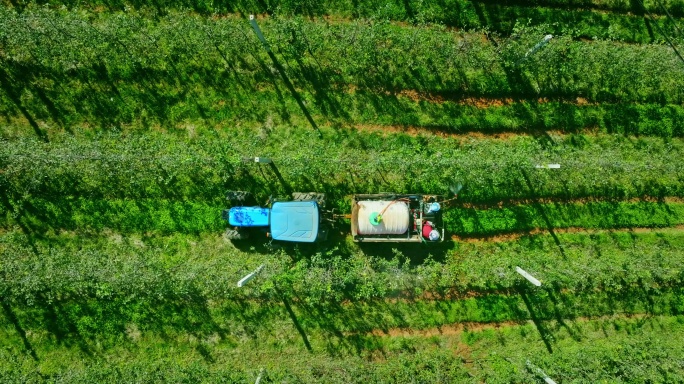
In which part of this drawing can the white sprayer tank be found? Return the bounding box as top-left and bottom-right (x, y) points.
(356, 201), (410, 235)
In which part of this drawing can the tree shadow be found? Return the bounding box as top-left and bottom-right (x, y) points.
(37, 296), (95, 357)
(1, 298), (39, 361)
(357, 241), (454, 265)
(519, 289), (554, 353)
(276, 25), (350, 123)
(0, 65), (49, 142)
(0, 190), (42, 254)
(296, 297), (402, 357)
(249, 17), (322, 138)
(545, 286), (583, 342)
(280, 293), (313, 352)
(629, 0), (656, 41)
(520, 169), (567, 259)
(9, 284), (232, 359)
(268, 162), (293, 195)
(294, 298), (354, 356)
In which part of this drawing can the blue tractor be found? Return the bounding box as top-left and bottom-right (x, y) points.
(222, 192), (328, 242)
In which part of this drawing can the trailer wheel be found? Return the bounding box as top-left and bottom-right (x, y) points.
(291, 192), (326, 208)
(226, 191), (254, 205)
(224, 228), (249, 240)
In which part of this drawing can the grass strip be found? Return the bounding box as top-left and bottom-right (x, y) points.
(0, 198), (224, 235)
(3, 194), (683, 236)
(446, 201), (684, 236)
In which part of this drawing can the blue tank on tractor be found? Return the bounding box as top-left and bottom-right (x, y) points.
(229, 207), (270, 227)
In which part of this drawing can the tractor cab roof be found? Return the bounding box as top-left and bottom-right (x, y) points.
(270, 201), (319, 243)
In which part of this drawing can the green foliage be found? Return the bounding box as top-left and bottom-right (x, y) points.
(3, 313), (683, 382)
(3, 133), (684, 209)
(447, 201), (684, 235)
(2, 224), (684, 381)
(3, 228), (684, 309)
(6, 0), (684, 43)
(1, 3), (684, 381)
(1, 9), (684, 141)
(23, 198), (224, 234)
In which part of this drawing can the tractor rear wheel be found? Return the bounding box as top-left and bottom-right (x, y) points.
(226, 191), (254, 206)
(224, 228), (249, 240)
(291, 192), (326, 208)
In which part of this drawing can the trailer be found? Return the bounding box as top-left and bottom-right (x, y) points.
(350, 194), (444, 243)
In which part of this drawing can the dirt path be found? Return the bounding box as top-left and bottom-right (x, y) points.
(360, 313), (651, 338)
(349, 84), (594, 108)
(344, 122), (593, 140)
(393, 90), (594, 108)
(368, 320), (523, 338)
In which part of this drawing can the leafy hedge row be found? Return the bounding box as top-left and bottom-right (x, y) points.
(3, 228), (684, 305)
(1, 9), (683, 138)
(2, 228), (684, 381)
(3, 281), (682, 342)
(3, 315), (684, 383)
(7, 0), (684, 42)
(7, 69), (684, 138)
(3, 224), (684, 382)
(2, 133), (683, 207)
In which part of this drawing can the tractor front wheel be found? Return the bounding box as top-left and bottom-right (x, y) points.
(224, 228), (249, 240)
(226, 191), (254, 206)
(291, 192), (326, 208)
